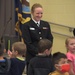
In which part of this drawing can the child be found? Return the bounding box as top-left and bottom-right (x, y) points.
(49, 52), (70, 75)
(8, 42), (26, 75)
(0, 42), (10, 75)
(28, 39), (54, 75)
(66, 37), (75, 75)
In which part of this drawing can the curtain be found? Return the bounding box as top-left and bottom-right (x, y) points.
(0, 0), (17, 50)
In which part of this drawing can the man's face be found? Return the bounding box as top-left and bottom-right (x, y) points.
(32, 7), (43, 21)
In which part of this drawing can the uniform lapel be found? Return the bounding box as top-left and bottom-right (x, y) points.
(30, 19), (40, 29)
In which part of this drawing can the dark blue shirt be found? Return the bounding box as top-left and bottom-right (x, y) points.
(8, 58), (26, 75)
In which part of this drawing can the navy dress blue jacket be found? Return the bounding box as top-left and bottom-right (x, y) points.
(22, 19), (53, 62)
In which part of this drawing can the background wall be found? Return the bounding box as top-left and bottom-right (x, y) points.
(30, 0), (75, 27)
(0, 0), (18, 50)
(30, 0), (75, 54)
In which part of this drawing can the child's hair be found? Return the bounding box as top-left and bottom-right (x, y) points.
(0, 43), (4, 56)
(31, 3), (43, 13)
(12, 42), (26, 56)
(38, 39), (52, 53)
(65, 37), (75, 46)
(53, 52), (67, 65)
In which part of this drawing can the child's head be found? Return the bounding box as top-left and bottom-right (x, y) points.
(12, 42), (26, 57)
(0, 43), (4, 56)
(38, 39), (52, 56)
(53, 52), (70, 73)
(65, 37), (75, 53)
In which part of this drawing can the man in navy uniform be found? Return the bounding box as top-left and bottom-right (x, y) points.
(22, 3), (53, 72)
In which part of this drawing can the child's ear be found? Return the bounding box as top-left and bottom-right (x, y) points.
(44, 49), (49, 54)
(15, 51), (18, 55)
(55, 64), (59, 69)
(45, 49), (48, 52)
(55, 64), (61, 71)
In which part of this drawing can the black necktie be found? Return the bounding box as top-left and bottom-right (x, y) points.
(36, 23), (39, 27)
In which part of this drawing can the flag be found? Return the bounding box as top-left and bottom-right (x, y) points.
(22, 0), (31, 24)
(15, 0), (31, 39)
(15, 0), (22, 37)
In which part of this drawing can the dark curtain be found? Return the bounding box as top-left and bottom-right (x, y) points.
(0, 0), (18, 50)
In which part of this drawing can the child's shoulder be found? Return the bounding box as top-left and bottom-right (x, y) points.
(10, 58), (25, 62)
(66, 51), (74, 57)
(10, 58), (26, 67)
(30, 55), (52, 62)
(48, 71), (69, 75)
(48, 71), (57, 75)
(4, 57), (11, 72)
(0, 57), (11, 73)
(66, 51), (72, 56)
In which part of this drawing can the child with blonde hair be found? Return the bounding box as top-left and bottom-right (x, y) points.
(65, 37), (75, 75)
(8, 42), (26, 75)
